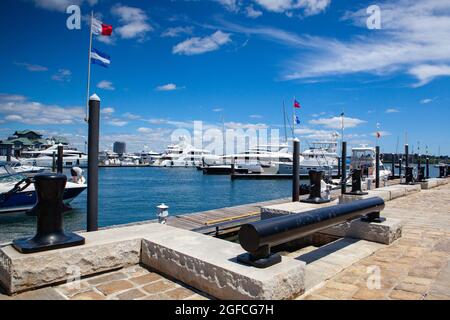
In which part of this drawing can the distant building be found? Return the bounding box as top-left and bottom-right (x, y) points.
(0, 130), (72, 157)
(113, 141), (126, 155)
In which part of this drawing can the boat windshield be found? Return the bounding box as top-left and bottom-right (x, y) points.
(0, 166), (26, 183)
(353, 150), (375, 159)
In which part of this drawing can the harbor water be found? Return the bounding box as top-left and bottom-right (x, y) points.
(0, 165), (442, 243)
(0, 167), (292, 243)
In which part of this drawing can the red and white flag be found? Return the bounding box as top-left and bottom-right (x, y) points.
(92, 18), (113, 36)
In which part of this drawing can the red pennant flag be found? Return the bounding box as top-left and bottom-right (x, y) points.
(294, 99), (301, 109)
(92, 18), (113, 36)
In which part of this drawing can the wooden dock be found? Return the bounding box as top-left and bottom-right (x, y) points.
(164, 197), (291, 236)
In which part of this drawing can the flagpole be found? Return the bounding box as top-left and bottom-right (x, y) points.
(293, 96), (296, 138)
(85, 11), (94, 122)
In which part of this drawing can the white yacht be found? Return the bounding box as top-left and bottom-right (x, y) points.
(20, 145), (88, 168)
(278, 141), (339, 177)
(350, 145), (391, 181)
(152, 138), (220, 167)
(202, 144), (293, 175)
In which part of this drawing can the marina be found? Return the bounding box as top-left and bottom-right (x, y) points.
(1, 0), (450, 309)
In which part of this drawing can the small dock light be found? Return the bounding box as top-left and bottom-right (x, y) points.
(157, 204), (169, 224)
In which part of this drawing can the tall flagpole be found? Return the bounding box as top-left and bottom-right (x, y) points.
(85, 11), (94, 122)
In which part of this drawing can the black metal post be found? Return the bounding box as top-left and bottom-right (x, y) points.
(6, 144), (12, 162)
(292, 138), (300, 202)
(375, 146), (380, 188)
(87, 94), (100, 232)
(57, 145), (63, 174)
(426, 157), (430, 179)
(391, 153), (395, 179)
(52, 152), (56, 172)
(399, 158), (402, 178)
(341, 141), (347, 194)
(417, 154), (421, 181)
(405, 144), (409, 169)
(337, 157), (341, 179)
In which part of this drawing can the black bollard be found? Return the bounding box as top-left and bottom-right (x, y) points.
(398, 158), (403, 179)
(418, 166), (425, 182)
(375, 146), (380, 188)
(12, 173), (85, 253)
(405, 167), (414, 184)
(391, 153), (395, 179)
(301, 170), (331, 204)
(426, 157), (430, 179)
(292, 138), (300, 202)
(6, 144), (12, 162)
(57, 145), (63, 174)
(87, 94), (100, 232)
(439, 166), (445, 178)
(341, 141), (347, 194)
(345, 169), (368, 196)
(447, 165), (450, 177)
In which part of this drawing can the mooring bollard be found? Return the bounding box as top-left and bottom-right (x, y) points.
(345, 169), (368, 196)
(341, 141), (347, 194)
(417, 166), (426, 182)
(87, 94), (100, 232)
(301, 170), (331, 204)
(292, 138), (300, 202)
(447, 165), (450, 177)
(439, 165), (446, 178)
(426, 157), (430, 179)
(237, 197), (386, 268)
(398, 158), (402, 179)
(157, 204), (169, 224)
(12, 173), (85, 253)
(57, 145), (63, 174)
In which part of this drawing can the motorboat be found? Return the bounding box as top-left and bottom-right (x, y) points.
(350, 145), (391, 181)
(151, 138), (220, 167)
(19, 144), (88, 168)
(0, 156), (45, 175)
(0, 165), (86, 214)
(278, 141), (339, 177)
(202, 144), (293, 175)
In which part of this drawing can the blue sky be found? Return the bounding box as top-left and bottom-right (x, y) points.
(0, 0), (449, 154)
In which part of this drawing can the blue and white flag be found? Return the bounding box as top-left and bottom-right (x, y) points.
(294, 115), (300, 125)
(90, 48), (111, 68)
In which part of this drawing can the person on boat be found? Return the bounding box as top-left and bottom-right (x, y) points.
(70, 167), (86, 184)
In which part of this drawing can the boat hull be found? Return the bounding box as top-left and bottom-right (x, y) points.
(0, 186), (86, 214)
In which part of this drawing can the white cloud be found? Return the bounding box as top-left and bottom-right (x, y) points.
(14, 62), (48, 72)
(51, 69), (71, 82)
(253, 0), (330, 15)
(0, 94), (27, 102)
(111, 4), (152, 41)
(161, 26), (194, 38)
(420, 98), (434, 104)
(97, 80), (115, 90)
(101, 107), (115, 114)
(294, 127), (339, 140)
(107, 119), (128, 127)
(282, 0), (450, 86)
(137, 127), (152, 133)
(309, 116), (366, 129)
(385, 108), (400, 113)
(173, 31), (231, 55)
(155, 83), (181, 91)
(0, 95), (84, 125)
(32, 0), (97, 12)
(215, 0), (239, 12)
(246, 5), (263, 18)
(123, 112), (141, 120)
(225, 122), (268, 130)
(250, 114), (263, 119)
(212, 108), (223, 112)
(409, 64), (450, 87)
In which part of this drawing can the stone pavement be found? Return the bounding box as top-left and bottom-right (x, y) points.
(0, 265), (210, 300)
(300, 182), (450, 300)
